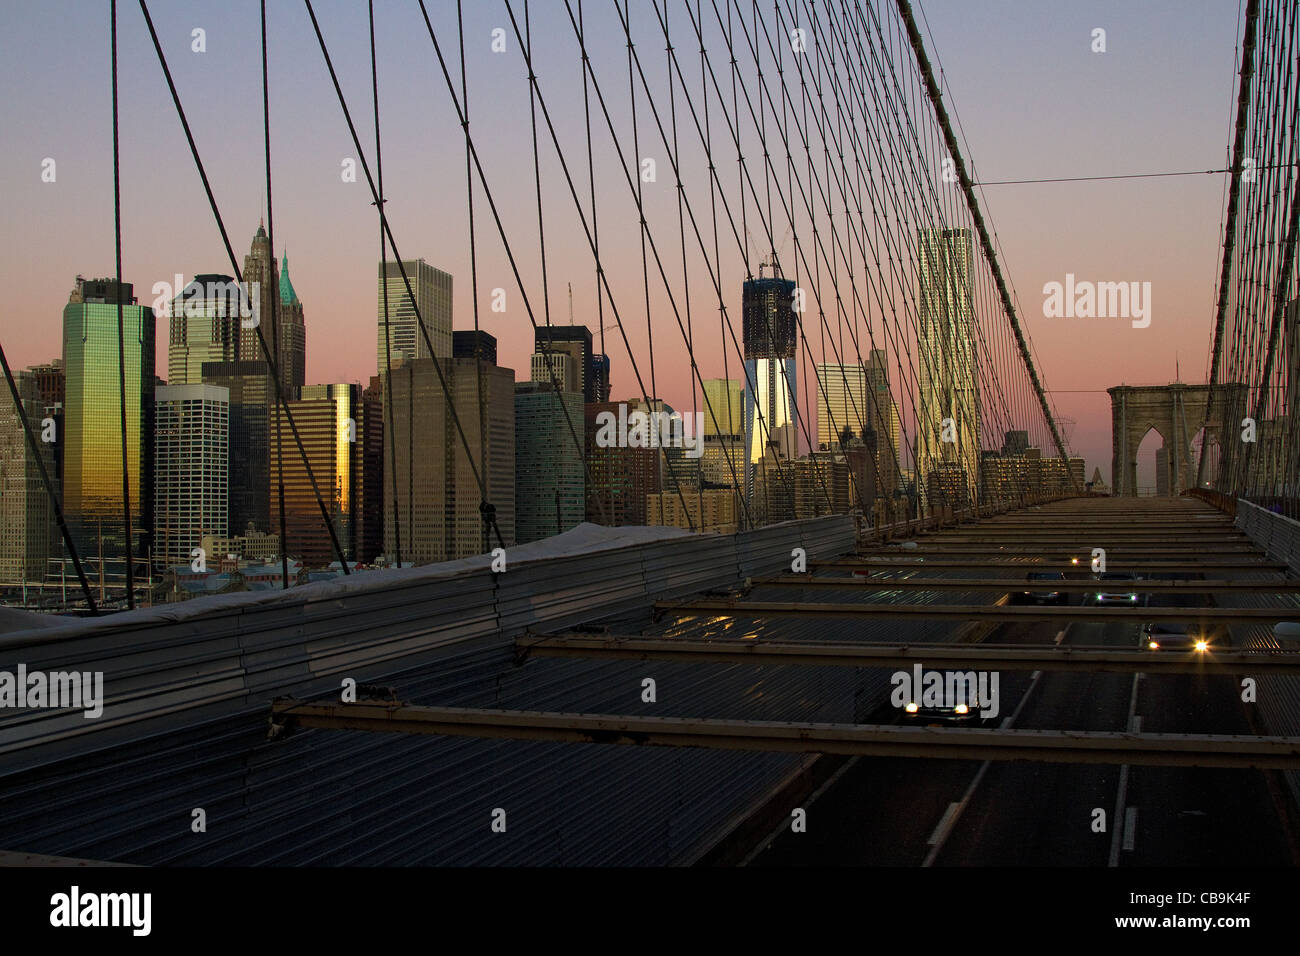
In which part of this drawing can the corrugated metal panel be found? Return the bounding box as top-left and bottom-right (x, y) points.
(0, 514), (1002, 865)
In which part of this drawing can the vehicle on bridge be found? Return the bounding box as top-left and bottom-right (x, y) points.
(903, 699), (982, 725)
(1016, 570), (1069, 605)
(1142, 622), (1210, 653)
(1089, 572), (1145, 606)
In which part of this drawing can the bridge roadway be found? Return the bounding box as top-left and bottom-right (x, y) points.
(749, 496), (1300, 866)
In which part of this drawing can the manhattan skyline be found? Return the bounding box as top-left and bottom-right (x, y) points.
(1, 0), (1242, 486)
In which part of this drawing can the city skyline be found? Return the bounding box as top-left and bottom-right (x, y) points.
(4, 0), (1297, 890)
(2, 1), (1243, 488)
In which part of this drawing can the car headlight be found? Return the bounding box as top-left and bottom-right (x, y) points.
(1148, 641), (1159, 650)
(1195, 640), (1208, 652)
(954, 704), (969, 715)
(905, 702), (918, 713)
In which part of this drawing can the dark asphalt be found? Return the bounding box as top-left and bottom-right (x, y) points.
(751, 589), (1297, 866)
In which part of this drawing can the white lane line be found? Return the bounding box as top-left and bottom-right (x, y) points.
(922, 625), (1066, 867)
(928, 801), (961, 846)
(1122, 806), (1138, 852)
(736, 754), (861, 867)
(1108, 670), (1143, 867)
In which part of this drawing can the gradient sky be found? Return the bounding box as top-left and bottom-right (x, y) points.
(1, 0), (1244, 487)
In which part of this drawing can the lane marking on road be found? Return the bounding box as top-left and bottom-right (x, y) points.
(738, 754), (861, 867)
(1108, 668), (1143, 867)
(1122, 806), (1138, 852)
(928, 801), (961, 847)
(922, 625), (1064, 867)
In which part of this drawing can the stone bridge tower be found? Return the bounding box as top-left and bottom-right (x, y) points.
(1108, 383), (1245, 496)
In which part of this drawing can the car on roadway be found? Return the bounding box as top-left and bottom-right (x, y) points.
(1142, 622), (1210, 653)
(1021, 570), (1068, 606)
(902, 699), (982, 724)
(1090, 572), (1144, 606)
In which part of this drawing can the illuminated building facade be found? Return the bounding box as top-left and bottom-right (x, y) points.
(62, 276), (155, 565)
(742, 274), (799, 491)
(916, 228), (980, 510)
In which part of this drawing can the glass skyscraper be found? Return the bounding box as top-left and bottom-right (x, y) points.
(514, 382), (585, 543)
(916, 228), (980, 509)
(377, 259), (452, 370)
(270, 383), (377, 568)
(741, 274), (798, 492)
(62, 276), (155, 566)
(167, 274), (242, 385)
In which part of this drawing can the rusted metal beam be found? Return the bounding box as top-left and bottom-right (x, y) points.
(269, 700), (1300, 769)
(749, 575), (1300, 593)
(522, 633), (1300, 674)
(653, 599), (1300, 623)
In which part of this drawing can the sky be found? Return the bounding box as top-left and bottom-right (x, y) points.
(0, 0), (1246, 488)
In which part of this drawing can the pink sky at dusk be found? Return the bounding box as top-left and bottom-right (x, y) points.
(1, 0), (1244, 488)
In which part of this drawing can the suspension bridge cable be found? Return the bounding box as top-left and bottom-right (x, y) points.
(138, 0), (352, 573)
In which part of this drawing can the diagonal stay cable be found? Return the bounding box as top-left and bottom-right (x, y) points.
(303, 0), (511, 549)
(111, 0), (136, 608)
(262, 0), (292, 588)
(0, 343), (97, 613)
(138, 0), (351, 573)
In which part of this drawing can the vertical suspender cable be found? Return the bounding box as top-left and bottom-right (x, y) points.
(262, 0), (292, 587)
(111, 0), (135, 609)
(370, 0), (402, 568)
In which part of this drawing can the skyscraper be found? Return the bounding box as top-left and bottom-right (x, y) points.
(865, 349), (902, 499)
(514, 382), (585, 543)
(592, 353), (612, 402)
(62, 276), (155, 565)
(384, 356), (514, 563)
(200, 360), (272, 536)
(358, 378), (384, 565)
(916, 228), (980, 508)
(702, 378), (744, 437)
(168, 274), (242, 385)
(377, 259), (453, 370)
(816, 363), (871, 449)
(278, 251), (307, 394)
(25, 360), (65, 481)
(270, 383), (375, 568)
(530, 352), (578, 394)
(0, 371), (57, 583)
(453, 330), (497, 366)
(535, 325), (598, 403)
(27, 359), (65, 410)
(700, 378), (745, 489)
(742, 272), (798, 484)
(239, 224), (280, 373)
(154, 384), (228, 567)
(583, 401), (661, 526)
